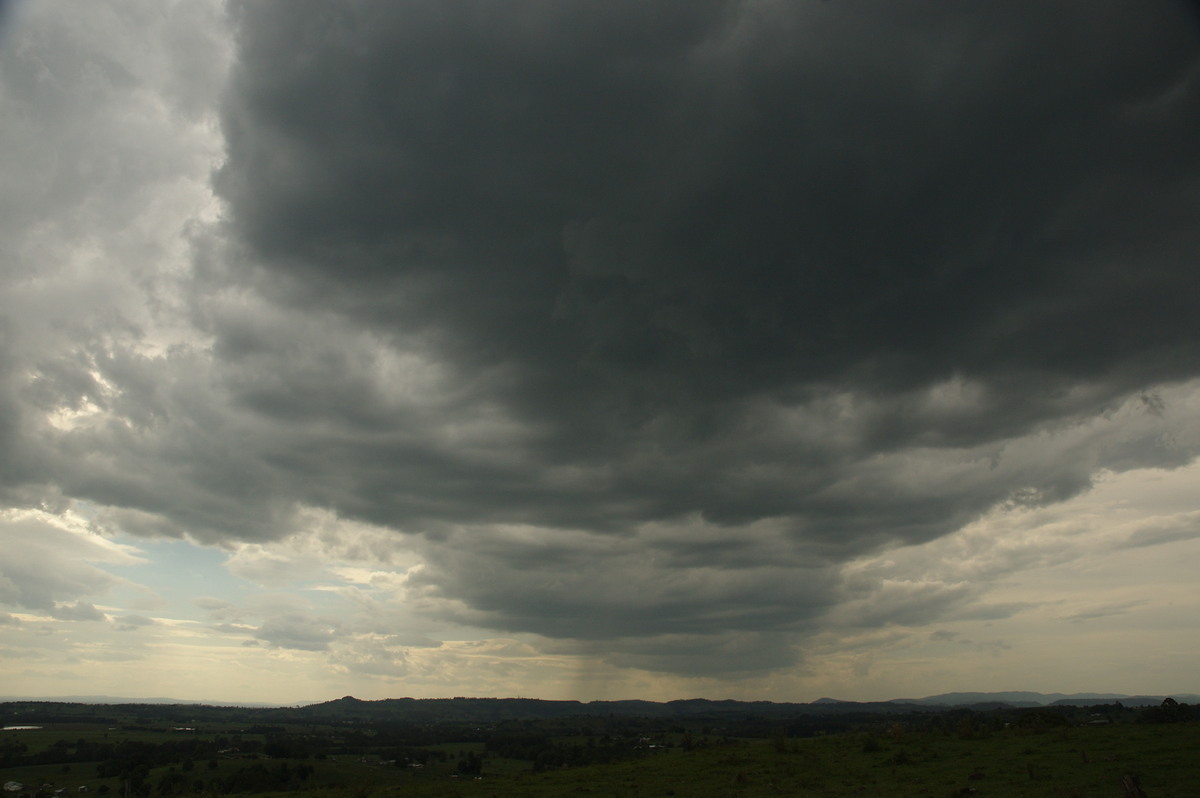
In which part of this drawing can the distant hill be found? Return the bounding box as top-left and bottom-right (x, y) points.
(1050, 695), (1200, 707)
(895, 692), (1200, 708)
(3, 691), (1196, 718)
(289, 695), (937, 722)
(292, 693), (1200, 721)
(0, 695), (284, 708)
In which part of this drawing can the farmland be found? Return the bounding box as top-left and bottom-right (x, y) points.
(1, 698), (1195, 796)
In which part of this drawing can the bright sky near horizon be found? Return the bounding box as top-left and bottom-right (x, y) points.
(1, 0), (1199, 706)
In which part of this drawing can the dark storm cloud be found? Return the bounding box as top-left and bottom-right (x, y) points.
(409, 526), (839, 641)
(221, 4), (1199, 420)
(6, 0), (1200, 678)
(193, 0), (1200, 668)
(219, 0), (1200, 399)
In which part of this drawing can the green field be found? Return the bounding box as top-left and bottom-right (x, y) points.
(3, 717), (1197, 797)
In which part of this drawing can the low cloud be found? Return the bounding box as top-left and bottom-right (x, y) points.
(1115, 512), (1200, 549)
(329, 636), (411, 679)
(1058, 601), (1149, 624)
(254, 612), (340, 652)
(114, 614), (157, 631)
(0, 511), (140, 614)
(49, 602), (107, 622)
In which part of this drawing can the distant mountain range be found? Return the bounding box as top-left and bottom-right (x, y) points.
(901, 691), (1130, 705)
(0, 695), (285, 708)
(888, 691), (1200, 708)
(2, 691), (1196, 713)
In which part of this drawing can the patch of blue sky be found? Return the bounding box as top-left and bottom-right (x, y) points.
(103, 536), (249, 618)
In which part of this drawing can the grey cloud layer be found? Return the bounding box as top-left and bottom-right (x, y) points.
(220, 0), (1200, 394)
(211, 0), (1200, 528)
(4, 0), (1200, 677)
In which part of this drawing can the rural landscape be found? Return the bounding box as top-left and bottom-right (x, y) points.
(4, 6), (1200, 798)
(2, 694), (1196, 797)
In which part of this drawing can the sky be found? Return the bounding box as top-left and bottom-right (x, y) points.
(1, 0), (1199, 706)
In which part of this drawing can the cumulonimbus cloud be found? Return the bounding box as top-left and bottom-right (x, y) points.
(2, 0), (1199, 678)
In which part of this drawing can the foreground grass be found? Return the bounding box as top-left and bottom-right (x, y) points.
(4, 720), (1196, 797)
(226, 721), (1197, 798)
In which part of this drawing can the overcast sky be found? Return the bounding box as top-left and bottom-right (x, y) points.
(2, 0), (1199, 705)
